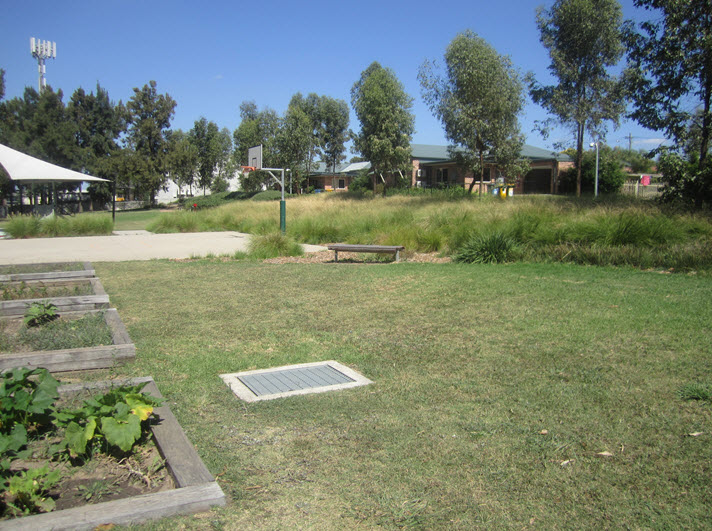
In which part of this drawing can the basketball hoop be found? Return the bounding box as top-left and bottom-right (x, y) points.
(241, 166), (256, 173)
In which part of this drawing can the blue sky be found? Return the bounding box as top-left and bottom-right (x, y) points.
(1, 0), (668, 155)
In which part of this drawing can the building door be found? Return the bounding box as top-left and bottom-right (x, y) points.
(523, 169), (552, 194)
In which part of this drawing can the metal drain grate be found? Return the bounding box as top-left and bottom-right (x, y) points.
(220, 361), (372, 402)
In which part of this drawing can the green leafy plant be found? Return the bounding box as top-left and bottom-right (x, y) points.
(0, 368), (59, 435)
(23, 301), (59, 328)
(4, 464), (61, 516)
(53, 385), (163, 455)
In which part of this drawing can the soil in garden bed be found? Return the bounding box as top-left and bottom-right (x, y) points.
(3, 435), (174, 518)
(0, 312), (113, 353)
(1, 388), (175, 520)
(1, 281), (94, 301)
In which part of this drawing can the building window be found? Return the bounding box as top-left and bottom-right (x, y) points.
(338, 179), (345, 189)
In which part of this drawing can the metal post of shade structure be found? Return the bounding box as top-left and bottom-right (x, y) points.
(590, 141), (599, 197)
(112, 176), (117, 223)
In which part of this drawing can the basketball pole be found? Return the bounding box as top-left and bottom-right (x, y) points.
(264, 168), (286, 233)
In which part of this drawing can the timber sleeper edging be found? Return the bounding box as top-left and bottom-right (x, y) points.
(0, 308), (135, 373)
(1, 377), (226, 530)
(0, 261), (95, 282)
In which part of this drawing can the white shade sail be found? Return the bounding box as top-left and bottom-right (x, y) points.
(0, 143), (109, 183)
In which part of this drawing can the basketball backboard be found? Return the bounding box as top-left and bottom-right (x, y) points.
(248, 145), (263, 170)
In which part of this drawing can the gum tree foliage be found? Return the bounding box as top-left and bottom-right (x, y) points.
(419, 30), (527, 195)
(67, 84), (126, 204)
(166, 129), (198, 195)
(233, 101), (279, 192)
(625, 0), (712, 207)
(124, 80), (176, 204)
(351, 62), (415, 191)
(320, 96), (350, 175)
(558, 145), (627, 194)
(189, 117), (222, 195)
(274, 94), (313, 190)
(529, 0), (627, 196)
(211, 127), (234, 193)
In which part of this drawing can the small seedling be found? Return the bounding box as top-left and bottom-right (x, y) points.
(23, 301), (59, 327)
(77, 479), (117, 502)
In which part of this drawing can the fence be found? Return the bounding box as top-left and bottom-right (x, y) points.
(621, 179), (663, 198)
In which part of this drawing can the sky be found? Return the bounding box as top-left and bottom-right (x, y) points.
(1, 0), (669, 155)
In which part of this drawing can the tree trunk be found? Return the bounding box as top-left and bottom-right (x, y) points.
(576, 122), (585, 197)
(695, 73), (711, 208)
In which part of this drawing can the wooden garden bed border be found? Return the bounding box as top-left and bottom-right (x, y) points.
(0, 308), (135, 373)
(2, 377), (226, 530)
(0, 261), (95, 282)
(0, 279), (110, 317)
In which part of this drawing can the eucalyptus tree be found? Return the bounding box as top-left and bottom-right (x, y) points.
(190, 117), (221, 194)
(529, 0), (627, 196)
(351, 62), (414, 191)
(232, 101), (279, 191)
(124, 80), (176, 203)
(419, 30), (526, 194)
(625, 0), (712, 207)
(320, 96), (350, 176)
(274, 95), (312, 190)
(166, 129), (198, 195)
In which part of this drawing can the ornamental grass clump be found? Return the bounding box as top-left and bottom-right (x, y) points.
(248, 232), (304, 259)
(453, 232), (520, 264)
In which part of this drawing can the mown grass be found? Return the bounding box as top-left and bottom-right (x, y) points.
(89, 260), (712, 529)
(146, 193), (712, 271)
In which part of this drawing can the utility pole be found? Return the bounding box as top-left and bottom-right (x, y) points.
(30, 38), (56, 93)
(628, 133), (633, 152)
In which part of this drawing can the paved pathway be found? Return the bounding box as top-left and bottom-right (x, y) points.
(0, 231), (327, 264)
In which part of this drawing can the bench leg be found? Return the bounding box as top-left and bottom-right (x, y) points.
(334, 250), (339, 262)
(395, 250), (400, 262)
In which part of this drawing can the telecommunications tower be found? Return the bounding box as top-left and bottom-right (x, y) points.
(30, 37), (56, 93)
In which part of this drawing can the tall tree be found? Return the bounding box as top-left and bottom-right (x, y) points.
(320, 96), (350, 176)
(190, 117), (221, 194)
(274, 94), (312, 190)
(419, 30), (527, 195)
(67, 84), (125, 204)
(232, 101), (279, 191)
(625, 0), (712, 207)
(166, 129), (198, 195)
(529, 0), (627, 196)
(351, 62), (414, 192)
(124, 80), (176, 203)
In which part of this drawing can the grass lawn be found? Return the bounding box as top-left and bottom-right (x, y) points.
(88, 259), (712, 529)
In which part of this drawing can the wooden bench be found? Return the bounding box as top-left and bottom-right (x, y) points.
(327, 244), (405, 262)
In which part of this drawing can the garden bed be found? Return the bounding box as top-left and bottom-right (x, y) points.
(2, 377), (226, 530)
(0, 309), (135, 373)
(0, 277), (109, 317)
(0, 262), (94, 282)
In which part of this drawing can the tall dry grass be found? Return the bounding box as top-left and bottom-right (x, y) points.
(147, 193), (712, 270)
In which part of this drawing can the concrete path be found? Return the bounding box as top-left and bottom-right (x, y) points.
(0, 230), (327, 264)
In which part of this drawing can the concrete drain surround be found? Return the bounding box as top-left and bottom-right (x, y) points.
(221, 361), (372, 402)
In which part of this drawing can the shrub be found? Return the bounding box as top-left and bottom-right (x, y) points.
(248, 232), (304, 259)
(251, 190), (285, 201)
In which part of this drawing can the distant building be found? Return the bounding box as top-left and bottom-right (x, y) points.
(306, 144), (573, 194)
